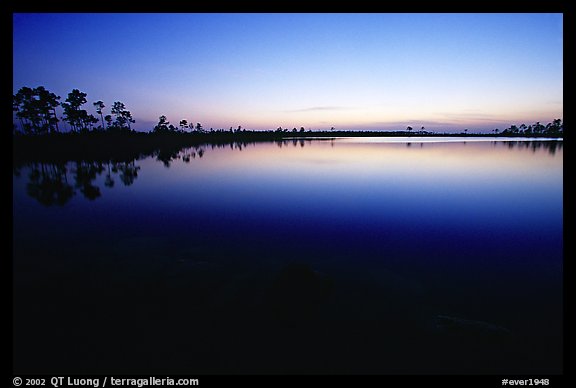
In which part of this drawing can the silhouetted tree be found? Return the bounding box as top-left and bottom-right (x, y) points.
(533, 122), (544, 135)
(111, 101), (134, 131)
(544, 119), (563, 136)
(153, 115), (170, 133)
(83, 112), (99, 131)
(62, 89), (88, 132)
(550, 118), (563, 135)
(35, 86), (61, 133)
(13, 86), (61, 134)
(18, 87), (38, 132)
(179, 119), (189, 132)
(519, 123), (527, 134)
(61, 89), (99, 132)
(123, 111), (135, 130)
(13, 87), (31, 133)
(196, 123), (203, 133)
(104, 115), (113, 129)
(94, 101), (106, 130)
(407, 126), (413, 134)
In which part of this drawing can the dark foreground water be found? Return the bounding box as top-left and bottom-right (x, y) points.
(13, 137), (563, 374)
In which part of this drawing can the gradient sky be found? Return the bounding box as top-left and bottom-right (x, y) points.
(13, 13), (563, 133)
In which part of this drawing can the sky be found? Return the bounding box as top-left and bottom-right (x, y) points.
(13, 13), (563, 133)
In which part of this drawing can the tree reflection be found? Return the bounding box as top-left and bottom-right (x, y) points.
(73, 161), (104, 200)
(156, 148), (181, 168)
(154, 146), (206, 167)
(16, 142), (234, 206)
(104, 162), (115, 188)
(498, 140), (563, 155)
(26, 162), (75, 206)
(20, 158), (142, 206)
(546, 141), (562, 155)
(116, 161), (140, 186)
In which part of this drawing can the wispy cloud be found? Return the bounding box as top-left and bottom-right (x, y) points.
(370, 120), (459, 127)
(435, 112), (506, 123)
(546, 99), (563, 105)
(284, 106), (352, 113)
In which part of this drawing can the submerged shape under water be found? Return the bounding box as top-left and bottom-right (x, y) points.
(13, 138), (563, 374)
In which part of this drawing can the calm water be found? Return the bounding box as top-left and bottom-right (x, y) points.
(13, 137), (563, 374)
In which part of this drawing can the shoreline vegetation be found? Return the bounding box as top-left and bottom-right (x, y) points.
(13, 85), (563, 163)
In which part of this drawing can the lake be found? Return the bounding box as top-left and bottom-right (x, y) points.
(12, 137), (563, 374)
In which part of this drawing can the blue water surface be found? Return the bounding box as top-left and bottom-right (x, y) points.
(13, 138), (563, 374)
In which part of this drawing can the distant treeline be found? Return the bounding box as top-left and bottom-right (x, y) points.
(496, 120), (563, 137)
(13, 85), (563, 137)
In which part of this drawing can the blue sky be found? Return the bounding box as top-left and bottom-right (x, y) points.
(13, 13), (563, 133)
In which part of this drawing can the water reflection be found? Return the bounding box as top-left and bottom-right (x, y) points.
(156, 145), (206, 167)
(26, 162), (74, 206)
(275, 138), (316, 148)
(496, 140), (563, 154)
(14, 138), (322, 207)
(14, 139), (563, 207)
(151, 139), (318, 165)
(19, 160), (141, 206)
(12, 137), (563, 374)
(116, 161), (141, 186)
